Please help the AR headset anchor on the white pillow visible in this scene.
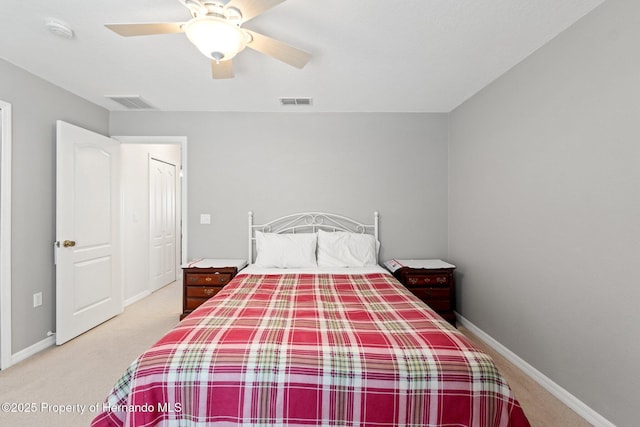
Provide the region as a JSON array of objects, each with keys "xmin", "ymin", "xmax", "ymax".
[
  {"xmin": 254, "ymin": 231, "xmax": 318, "ymax": 268},
  {"xmin": 316, "ymin": 230, "xmax": 378, "ymax": 267}
]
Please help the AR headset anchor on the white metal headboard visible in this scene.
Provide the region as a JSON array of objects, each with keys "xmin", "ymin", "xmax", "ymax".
[{"xmin": 248, "ymin": 211, "xmax": 379, "ymax": 264}]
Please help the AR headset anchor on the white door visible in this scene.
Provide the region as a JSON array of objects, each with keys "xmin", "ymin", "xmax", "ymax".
[
  {"xmin": 149, "ymin": 158, "xmax": 177, "ymax": 291},
  {"xmin": 55, "ymin": 121, "xmax": 122, "ymax": 345}
]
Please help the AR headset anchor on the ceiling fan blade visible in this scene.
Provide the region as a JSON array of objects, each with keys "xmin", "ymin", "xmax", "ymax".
[
  {"xmin": 245, "ymin": 30, "xmax": 311, "ymax": 69},
  {"xmin": 105, "ymin": 23, "xmax": 184, "ymax": 37},
  {"xmin": 225, "ymin": 0, "xmax": 286, "ymax": 23},
  {"xmin": 212, "ymin": 60, "xmax": 234, "ymax": 79}
]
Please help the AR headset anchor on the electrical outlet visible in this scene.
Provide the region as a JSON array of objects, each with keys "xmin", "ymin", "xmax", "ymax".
[{"xmin": 33, "ymin": 292, "xmax": 42, "ymax": 308}]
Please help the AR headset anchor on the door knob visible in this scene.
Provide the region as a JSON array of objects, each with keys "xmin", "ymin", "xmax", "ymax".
[{"xmin": 63, "ymin": 240, "xmax": 76, "ymax": 247}]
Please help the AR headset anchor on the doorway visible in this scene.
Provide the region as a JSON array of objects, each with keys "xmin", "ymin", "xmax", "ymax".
[
  {"xmin": 0, "ymin": 101, "xmax": 12, "ymax": 369},
  {"xmin": 115, "ymin": 136, "xmax": 186, "ymax": 304}
]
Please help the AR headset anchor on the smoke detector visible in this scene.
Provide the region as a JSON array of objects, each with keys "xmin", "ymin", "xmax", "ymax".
[{"xmin": 44, "ymin": 18, "xmax": 74, "ymax": 39}]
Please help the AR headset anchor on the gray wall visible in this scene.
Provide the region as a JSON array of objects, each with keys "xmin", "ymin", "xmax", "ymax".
[
  {"xmin": 0, "ymin": 58, "xmax": 109, "ymax": 353},
  {"xmin": 110, "ymin": 112, "xmax": 450, "ymax": 263},
  {"xmin": 448, "ymin": 0, "xmax": 639, "ymax": 424}
]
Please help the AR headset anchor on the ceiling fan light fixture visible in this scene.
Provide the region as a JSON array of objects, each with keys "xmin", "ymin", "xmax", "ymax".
[{"xmin": 184, "ymin": 16, "xmax": 247, "ymax": 62}]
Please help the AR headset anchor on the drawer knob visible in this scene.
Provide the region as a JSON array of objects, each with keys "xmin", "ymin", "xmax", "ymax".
[
  {"xmin": 204, "ymin": 288, "xmax": 215, "ymax": 296},
  {"xmin": 205, "ymin": 277, "xmax": 212, "ymax": 282}
]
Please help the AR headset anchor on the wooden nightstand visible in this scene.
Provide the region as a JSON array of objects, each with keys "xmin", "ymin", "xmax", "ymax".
[
  {"xmin": 181, "ymin": 259, "xmax": 247, "ymax": 320},
  {"xmin": 384, "ymin": 259, "xmax": 457, "ymax": 326}
]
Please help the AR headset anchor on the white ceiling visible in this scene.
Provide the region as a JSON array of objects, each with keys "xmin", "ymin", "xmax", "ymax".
[{"xmin": 0, "ymin": 0, "xmax": 606, "ymax": 113}]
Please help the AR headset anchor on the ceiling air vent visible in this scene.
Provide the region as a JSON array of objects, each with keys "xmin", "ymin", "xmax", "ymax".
[
  {"xmin": 280, "ymin": 97, "xmax": 312, "ymax": 106},
  {"xmin": 105, "ymin": 95, "xmax": 155, "ymax": 110}
]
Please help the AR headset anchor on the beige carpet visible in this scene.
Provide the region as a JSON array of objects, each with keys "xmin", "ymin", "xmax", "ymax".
[
  {"xmin": 0, "ymin": 282, "xmax": 182, "ymax": 427},
  {"xmin": 0, "ymin": 281, "xmax": 591, "ymax": 426},
  {"xmin": 459, "ymin": 328, "xmax": 592, "ymax": 427}
]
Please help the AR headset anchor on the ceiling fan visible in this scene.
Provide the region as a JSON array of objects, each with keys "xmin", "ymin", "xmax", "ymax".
[{"xmin": 105, "ymin": 0, "xmax": 311, "ymax": 79}]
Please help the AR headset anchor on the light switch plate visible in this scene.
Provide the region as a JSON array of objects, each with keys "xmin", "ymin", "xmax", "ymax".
[
  {"xmin": 33, "ymin": 292, "xmax": 43, "ymax": 308},
  {"xmin": 200, "ymin": 214, "xmax": 211, "ymax": 225}
]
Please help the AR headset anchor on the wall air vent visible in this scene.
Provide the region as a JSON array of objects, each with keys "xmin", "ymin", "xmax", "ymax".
[
  {"xmin": 105, "ymin": 95, "xmax": 155, "ymax": 110},
  {"xmin": 280, "ymin": 97, "xmax": 312, "ymax": 106}
]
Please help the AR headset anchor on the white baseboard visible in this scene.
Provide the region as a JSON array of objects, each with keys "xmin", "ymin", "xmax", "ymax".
[
  {"xmin": 456, "ymin": 314, "xmax": 615, "ymax": 427},
  {"xmin": 124, "ymin": 290, "xmax": 151, "ymax": 307},
  {"xmin": 6, "ymin": 290, "xmax": 149, "ymax": 369},
  {"xmin": 10, "ymin": 335, "xmax": 55, "ymax": 367}
]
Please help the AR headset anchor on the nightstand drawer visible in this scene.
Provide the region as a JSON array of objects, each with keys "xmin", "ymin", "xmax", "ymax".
[
  {"xmin": 185, "ymin": 297, "xmax": 209, "ymax": 310},
  {"xmin": 417, "ymin": 296, "xmax": 451, "ymax": 312},
  {"xmin": 409, "ymin": 286, "xmax": 450, "ymax": 300},
  {"xmin": 186, "ymin": 286, "xmax": 222, "ymax": 298},
  {"xmin": 404, "ymin": 274, "xmax": 449, "ymax": 287},
  {"xmin": 186, "ymin": 272, "xmax": 233, "ymax": 286}
]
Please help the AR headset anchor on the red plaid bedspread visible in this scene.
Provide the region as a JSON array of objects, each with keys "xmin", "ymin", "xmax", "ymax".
[{"xmin": 92, "ymin": 273, "xmax": 530, "ymax": 427}]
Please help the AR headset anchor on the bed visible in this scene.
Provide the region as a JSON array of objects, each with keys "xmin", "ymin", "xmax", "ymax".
[{"xmin": 92, "ymin": 212, "xmax": 530, "ymax": 427}]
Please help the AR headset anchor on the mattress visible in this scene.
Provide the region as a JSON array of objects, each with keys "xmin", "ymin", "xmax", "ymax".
[{"xmin": 92, "ymin": 267, "xmax": 530, "ymax": 426}]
